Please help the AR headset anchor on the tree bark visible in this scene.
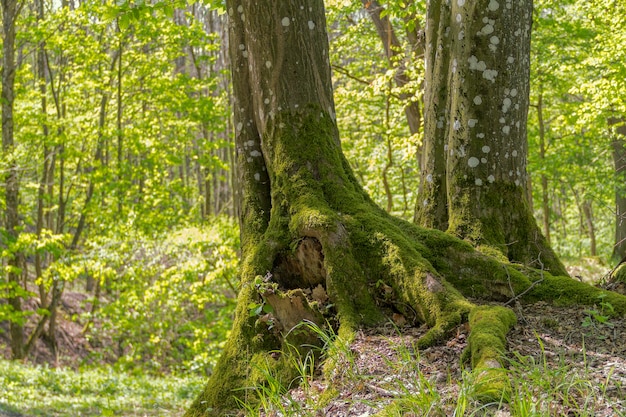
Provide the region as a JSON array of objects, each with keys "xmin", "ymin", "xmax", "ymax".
[
  {"xmin": 414, "ymin": 0, "xmax": 565, "ymax": 275},
  {"xmin": 610, "ymin": 117, "xmax": 626, "ymax": 262},
  {"xmin": 536, "ymin": 92, "xmax": 551, "ymax": 244},
  {"xmin": 2, "ymin": 0, "xmax": 24, "ymax": 360}
]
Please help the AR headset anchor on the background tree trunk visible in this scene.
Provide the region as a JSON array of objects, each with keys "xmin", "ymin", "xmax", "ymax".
[
  {"xmin": 610, "ymin": 117, "xmax": 626, "ymax": 262},
  {"xmin": 2, "ymin": 0, "xmax": 25, "ymax": 360},
  {"xmin": 415, "ymin": 0, "xmax": 565, "ymax": 275}
]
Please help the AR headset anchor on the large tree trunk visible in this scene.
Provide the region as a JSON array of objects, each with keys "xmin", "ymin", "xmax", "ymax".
[
  {"xmin": 414, "ymin": 0, "xmax": 565, "ymax": 275},
  {"xmin": 186, "ymin": 1, "xmax": 625, "ymax": 415}
]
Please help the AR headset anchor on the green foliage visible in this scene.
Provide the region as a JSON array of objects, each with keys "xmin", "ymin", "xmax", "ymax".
[
  {"xmin": 528, "ymin": 0, "xmax": 625, "ymax": 259},
  {"xmin": 83, "ymin": 217, "xmax": 239, "ymax": 375},
  {"xmin": 326, "ymin": 4, "xmax": 422, "ymax": 219}
]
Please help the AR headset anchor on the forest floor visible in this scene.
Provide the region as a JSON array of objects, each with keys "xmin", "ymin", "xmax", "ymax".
[
  {"xmin": 1, "ymin": 258, "xmax": 625, "ymax": 416},
  {"xmin": 275, "ymin": 302, "xmax": 626, "ymax": 416}
]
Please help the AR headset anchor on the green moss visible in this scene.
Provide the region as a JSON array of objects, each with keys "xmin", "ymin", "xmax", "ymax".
[
  {"xmin": 446, "ymin": 181, "xmax": 567, "ymax": 276},
  {"xmin": 184, "ymin": 284, "xmax": 278, "ymax": 417},
  {"xmin": 525, "ymin": 274, "xmax": 626, "ymax": 314},
  {"xmin": 465, "ymin": 305, "xmax": 516, "ymax": 403},
  {"xmin": 316, "ymin": 387, "xmax": 339, "ymax": 409}
]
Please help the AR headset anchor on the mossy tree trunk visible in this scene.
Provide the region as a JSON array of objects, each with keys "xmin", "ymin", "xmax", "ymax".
[
  {"xmin": 414, "ymin": 0, "xmax": 566, "ymax": 276},
  {"xmin": 186, "ymin": 1, "xmax": 626, "ymax": 415}
]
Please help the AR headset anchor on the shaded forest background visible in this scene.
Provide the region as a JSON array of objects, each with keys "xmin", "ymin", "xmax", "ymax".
[{"xmin": 1, "ymin": 0, "xmax": 625, "ymax": 378}]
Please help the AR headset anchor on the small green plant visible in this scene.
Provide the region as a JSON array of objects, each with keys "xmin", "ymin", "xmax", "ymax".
[
  {"xmin": 581, "ymin": 293, "xmax": 615, "ymax": 329},
  {"xmin": 236, "ymin": 357, "xmax": 305, "ymax": 417}
]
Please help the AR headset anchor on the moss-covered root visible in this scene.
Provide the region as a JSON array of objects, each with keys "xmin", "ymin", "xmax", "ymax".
[{"xmin": 463, "ymin": 305, "xmax": 516, "ymax": 403}]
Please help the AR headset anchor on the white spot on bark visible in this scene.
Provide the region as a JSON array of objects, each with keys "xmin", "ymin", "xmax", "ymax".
[
  {"xmin": 468, "ymin": 55, "xmax": 487, "ymax": 71},
  {"xmin": 475, "ymin": 178, "xmax": 483, "ymax": 186},
  {"xmin": 468, "ymin": 119, "xmax": 478, "ymax": 128},
  {"xmin": 507, "ymin": 56, "xmax": 515, "ymax": 64},
  {"xmin": 250, "ymin": 150, "xmax": 261, "ymax": 157},
  {"xmin": 512, "ymin": 150, "xmax": 518, "ymax": 157},
  {"xmin": 282, "ymin": 17, "xmax": 290, "ymax": 26},
  {"xmin": 456, "ymin": 13, "xmax": 462, "ymax": 23},
  {"xmin": 423, "ymin": 199, "xmax": 429, "ymax": 207},
  {"xmin": 246, "ymin": 140, "xmax": 254, "ymax": 147},
  {"xmin": 468, "ymin": 157, "xmax": 480, "ymax": 168},
  {"xmin": 483, "ymin": 69, "xmax": 498, "ymax": 82},
  {"xmin": 228, "ymin": 7, "xmax": 233, "ymax": 16},
  {"xmin": 482, "ymin": 146, "xmax": 491, "ymax": 153},
  {"xmin": 458, "ymin": 30, "xmax": 465, "ymax": 40},
  {"xmin": 236, "ymin": 122, "xmax": 243, "ymax": 132},
  {"xmin": 499, "ymin": 117, "xmax": 506, "ymax": 123},
  {"xmin": 490, "ymin": 36, "xmax": 499, "ymax": 45},
  {"xmin": 510, "ymin": 88, "xmax": 518, "ymax": 97},
  {"xmin": 458, "ymin": 0, "xmax": 465, "ymax": 5},
  {"xmin": 264, "ymin": 98, "xmax": 270, "ymax": 104},
  {"xmin": 481, "ymin": 158, "xmax": 487, "ymax": 163},
  {"xmin": 502, "ymin": 97, "xmax": 512, "ymax": 112},
  {"xmin": 509, "ymin": 170, "xmax": 513, "ymax": 176},
  {"xmin": 502, "ymin": 126, "xmax": 511, "ymax": 134},
  {"xmin": 488, "ymin": 0, "xmax": 499, "ymax": 11},
  {"xmin": 237, "ymin": 5, "xmax": 243, "ymax": 13},
  {"xmin": 515, "ymin": 179, "xmax": 520, "ymax": 186},
  {"xmin": 474, "ymin": 96, "xmax": 483, "ymax": 105},
  {"xmin": 242, "ymin": 51, "xmax": 248, "ymax": 58},
  {"xmin": 266, "ymin": 61, "xmax": 272, "ymax": 68},
  {"xmin": 308, "ymin": 21, "xmax": 315, "ymax": 30},
  {"xmin": 247, "ymin": 157, "xmax": 252, "ymax": 162},
  {"xmin": 482, "ymin": 24, "xmax": 494, "ymax": 35},
  {"xmin": 477, "ymin": 133, "xmax": 485, "ymax": 138},
  {"xmin": 454, "ymin": 120, "xmax": 461, "ymax": 130},
  {"xmin": 487, "ymin": 175, "xmax": 495, "ymax": 183},
  {"xmin": 239, "ymin": 44, "xmax": 245, "ymax": 50},
  {"xmin": 437, "ymin": 120, "xmax": 444, "ymax": 129},
  {"xmin": 426, "ymin": 174, "xmax": 433, "ymax": 183},
  {"xmin": 254, "ymin": 173, "xmax": 260, "ymax": 181}
]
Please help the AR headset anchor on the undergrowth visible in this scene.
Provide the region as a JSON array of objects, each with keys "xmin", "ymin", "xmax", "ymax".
[{"xmin": 0, "ymin": 359, "xmax": 203, "ymax": 416}]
